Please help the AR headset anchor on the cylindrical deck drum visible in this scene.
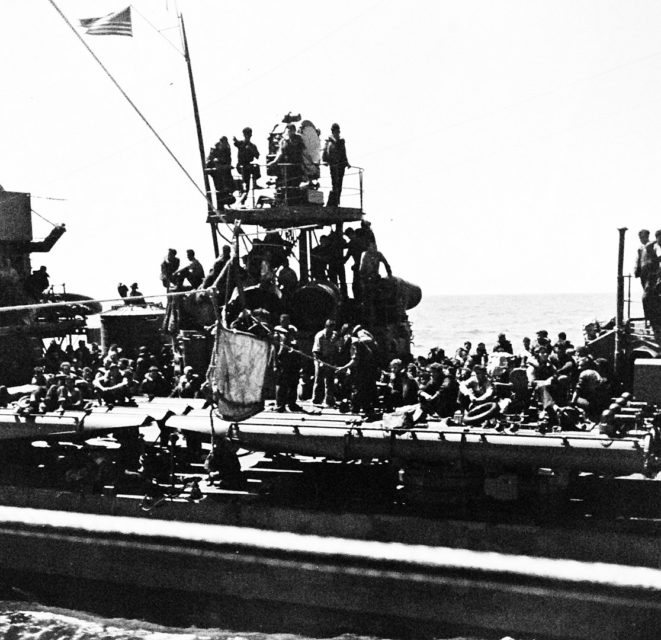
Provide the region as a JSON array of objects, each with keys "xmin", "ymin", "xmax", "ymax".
[
  {"xmin": 177, "ymin": 330, "xmax": 212, "ymax": 376},
  {"xmin": 241, "ymin": 285, "xmax": 283, "ymax": 322},
  {"xmin": 386, "ymin": 277, "xmax": 422, "ymax": 311},
  {"xmin": 290, "ymin": 282, "xmax": 340, "ymax": 331},
  {"xmin": 100, "ymin": 305, "xmax": 166, "ymax": 358}
]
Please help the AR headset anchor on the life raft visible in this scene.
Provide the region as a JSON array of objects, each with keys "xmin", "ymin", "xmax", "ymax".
[{"xmin": 463, "ymin": 401, "xmax": 499, "ymax": 425}]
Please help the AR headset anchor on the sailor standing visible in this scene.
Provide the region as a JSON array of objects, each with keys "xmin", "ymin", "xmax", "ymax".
[
  {"xmin": 323, "ymin": 123, "xmax": 350, "ymax": 207},
  {"xmin": 234, "ymin": 127, "xmax": 262, "ymax": 204},
  {"xmin": 273, "ymin": 314, "xmax": 302, "ymax": 412},
  {"xmin": 312, "ymin": 319, "xmax": 339, "ymax": 407},
  {"xmin": 634, "ymin": 229, "xmax": 652, "ymax": 290}
]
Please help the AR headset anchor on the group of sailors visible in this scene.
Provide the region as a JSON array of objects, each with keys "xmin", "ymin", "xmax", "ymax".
[
  {"xmin": 0, "ymin": 304, "xmax": 610, "ymax": 429},
  {"xmin": 157, "ymin": 219, "xmax": 391, "ymax": 322},
  {"xmin": 232, "ymin": 311, "xmax": 381, "ymax": 414},
  {"xmin": 117, "ymin": 282, "xmax": 145, "ymax": 304},
  {"xmin": 413, "ymin": 330, "xmax": 612, "ymax": 427},
  {"xmin": 225, "ymin": 313, "xmax": 610, "ymax": 426},
  {"xmin": 205, "ymin": 121, "xmax": 350, "ymax": 208},
  {"xmin": 0, "ymin": 340, "xmax": 208, "ymax": 415}
]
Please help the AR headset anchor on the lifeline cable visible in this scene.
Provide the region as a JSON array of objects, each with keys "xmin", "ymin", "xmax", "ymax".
[
  {"xmin": 0, "ymin": 289, "xmax": 342, "ymax": 371},
  {"xmin": 0, "ymin": 289, "xmax": 204, "ymax": 315},
  {"xmin": 237, "ymin": 308, "xmax": 343, "ymax": 372}
]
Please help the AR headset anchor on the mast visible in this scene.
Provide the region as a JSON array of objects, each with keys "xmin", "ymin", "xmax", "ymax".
[
  {"xmin": 179, "ymin": 13, "xmax": 220, "ymax": 258},
  {"xmin": 615, "ymin": 227, "xmax": 627, "ymax": 387}
]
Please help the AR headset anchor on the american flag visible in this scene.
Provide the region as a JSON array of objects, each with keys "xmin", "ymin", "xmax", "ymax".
[{"xmin": 79, "ymin": 7, "xmax": 132, "ymax": 36}]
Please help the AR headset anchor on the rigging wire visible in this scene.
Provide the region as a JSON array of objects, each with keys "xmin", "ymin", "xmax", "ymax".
[
  {"xmin": 30, "ymin": 208, "xmax": 58, "ymax": 228},
  {"xmin": 49, "ymin": 0, "xmax": 384, "ymax": 183},
  {"xmin": 31, "ymin": 195, "xmax": 67, "ymax": 202},
  {"xmin": 46, "ymin": 0, "xmax": 208, "ymax": 205},
  {"xmin": 130, "ymin": 4, "xmax": 184, "ymax": 57}
]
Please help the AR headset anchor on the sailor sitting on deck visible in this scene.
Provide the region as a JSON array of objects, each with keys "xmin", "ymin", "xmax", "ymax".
[
  {"xmin": 383, "ymin": 358, "xmax": 419, "ymax": 411},
  {"xmin": 171, "ymin": 366, "xmax": 201, "ymax": 399},
  {"xmin": 417, "ymin": 363, "xmax": 445, "ymax": 417},
  {"xmin": 466, "ymin": 342, "xmax": 488, "ymax": 369},
  {"xmin": 140, "ymin": 365, "xmax": 171, "ymax": 398},
  {"xmin": 492, "ymin": 333, "xmax": 513, "ymax": 354},
  {"xmin": 129, "ymin": 283, "xmax": 146, "ymax": 305},
  {"xmin": 202, "ymin": 244, "xmax": 233, "ymax": 294},
  {"xmin": 173, "ymin": 249, "xmax": 205, "ymax": 289},
  {"xmin": 93, "ymin": 364, "xmax": 133, "ymax": 406},
  {"xmin": 56, "ymin": 374, "xmax": 87, "ymax": 411},
  {"xmin": 526, "ymin": 346, "xmax": 568, "ymax": 411},
  {"xmin": 458, "ymin": 365, "xmax": 494, "ymax": 411},
  {"xmin": 570, "ymin": 356, "xmax": 610, "ymax": 420}
]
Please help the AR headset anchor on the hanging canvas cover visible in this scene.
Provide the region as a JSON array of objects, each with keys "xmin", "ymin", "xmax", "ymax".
[
  {"xmin": 300, "ymin": 120, "xmax": 321, "ymax": 180},
  {"xmin": 207, "ymin": 323, "xmax": 272, "ymax": 421}
]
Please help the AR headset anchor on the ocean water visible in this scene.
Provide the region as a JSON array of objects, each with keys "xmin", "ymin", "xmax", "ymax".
[
  {"xmin": 408, "ymin": 292, "xmax": 618, "ymax": 357},
  {"xmin": 0, "ymin": 603, "xmax": 486, "ymax": 640}
]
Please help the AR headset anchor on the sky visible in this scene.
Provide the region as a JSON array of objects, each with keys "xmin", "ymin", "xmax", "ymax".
[{"xmin": 2, "ymin": 1, "xmax": 661, "ymax": 299}]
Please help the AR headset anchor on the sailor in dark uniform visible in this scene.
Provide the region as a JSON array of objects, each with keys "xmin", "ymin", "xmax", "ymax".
[
  {"xmin": 337, "ymin": 326, "xmax": 379, "ymax": 415},
  {"xmin": 323, "ymin": 123, "xmax": 350, "ymax": 207},
  {"xmin": 273, "ymin": 314, "xmax": 302, "ymax": 412},
  {"xmin": 28, "ymin": 265, "xmax": 50, "ymax": 298},
  {"xmin": 269, "ymin": 124, "xmax": 304, "ymax": 190},
  {"xmin": 634, "ymin": 229, "xmax": 652, "ymax": 289},
  {"xmin": 234, "ymin": 127, "xmax": 262, "ymax": 204},
  {"xmin": 206, "ymin": 137, "xmax": 235, "ymax": 208},
  {"xmin": 160, "ymin": 249, "xmax": 180, "ymax": 290}
]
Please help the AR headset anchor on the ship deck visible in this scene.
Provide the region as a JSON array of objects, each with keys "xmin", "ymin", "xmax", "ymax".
[
  {"xmin": 208, "ymin": 204, "xmax": 363, "ymax": 229},
  {"xmin": 0, "ymin": 396, "xmax": 659, "ymax": 526}
]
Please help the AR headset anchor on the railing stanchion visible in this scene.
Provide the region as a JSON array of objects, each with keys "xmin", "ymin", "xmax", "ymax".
[
  {"xmin": 359, "ymin": 169, "xmax": 363, "ymax": 211},
  {"xmin": 615, "ymin": 227, "xmax": 628, "ymax": 388}
]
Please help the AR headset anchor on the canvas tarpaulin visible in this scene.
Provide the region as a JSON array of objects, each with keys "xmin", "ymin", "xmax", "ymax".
[{"xmin": 207, "ymin": 323, "xmax": 272, "ymax": 421}]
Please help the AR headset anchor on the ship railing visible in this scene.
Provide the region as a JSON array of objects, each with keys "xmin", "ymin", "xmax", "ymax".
[
  {"xmin": 211, "ymin": 163, "xmax": 364, "ymax": 211},
  {"xmin": 44, "ymin": 283, "xmax": 67, "ymax": 298}
]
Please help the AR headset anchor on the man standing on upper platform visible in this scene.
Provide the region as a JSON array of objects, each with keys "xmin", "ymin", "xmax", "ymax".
[
  {"xmin": 234, "ymin": 127, "xmax": 262, "ymax": 205},
  {"xmin": 269, "ymin": 124, "xmax": 304, "ymax": 190},
  {"xmin": 323, "ymin": 123, "xmax": 350, "ymax": 207},
  {"xmin": 634, "ymin": 228, "xmax": 652, "ymax": 290},
  {"xmin": 206, "ymin": 137, "xmax": 235, "ymax": 209}
]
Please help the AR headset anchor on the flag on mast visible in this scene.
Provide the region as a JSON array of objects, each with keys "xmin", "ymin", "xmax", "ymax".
[{"xmin": 79, "ymin": 7, "xmax": 132, "ymax": 36}]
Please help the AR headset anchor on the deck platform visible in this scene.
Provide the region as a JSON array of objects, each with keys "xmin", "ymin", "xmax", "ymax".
[{"xmin": 208, "ymin": 204, "xmax": 363, "ymax": 229}]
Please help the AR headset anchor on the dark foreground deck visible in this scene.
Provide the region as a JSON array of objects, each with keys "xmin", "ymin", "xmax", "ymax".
[
  {"xmin": 0, "ymin": 399, "xmax": 661, "ymax": 637},
  {"xmin": 0, "ymin": 504, "xmax": 659, "ymax": 639}
]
